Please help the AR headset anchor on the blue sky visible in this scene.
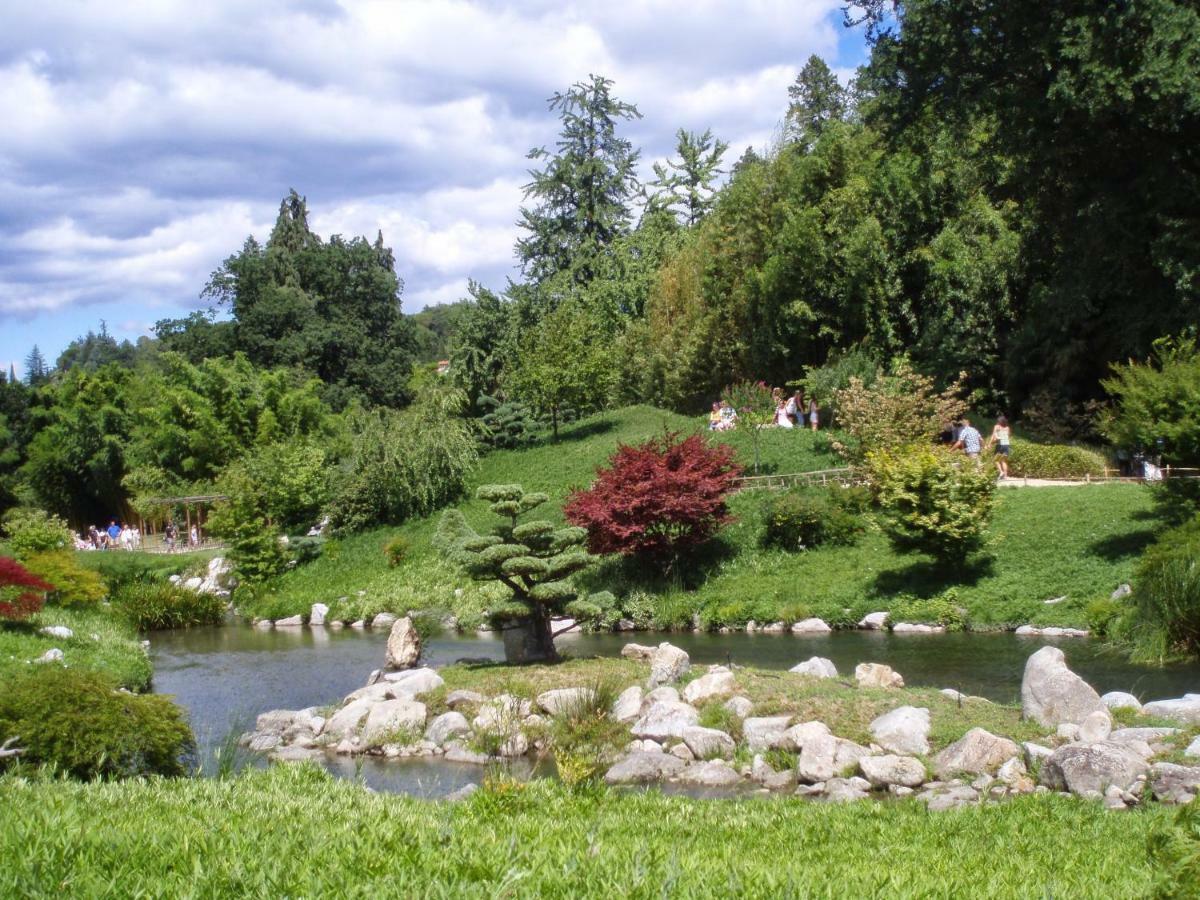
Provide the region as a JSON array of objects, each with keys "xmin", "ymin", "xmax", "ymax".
[{"xmin": 0, "ymin": 1, "xmax": 870, "ymax": 377}]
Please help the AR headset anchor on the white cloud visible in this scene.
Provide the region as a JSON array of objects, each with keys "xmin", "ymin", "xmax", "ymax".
[{"xmin": 0, "ymin": 0, "xmax": 862, "ymax": 357}]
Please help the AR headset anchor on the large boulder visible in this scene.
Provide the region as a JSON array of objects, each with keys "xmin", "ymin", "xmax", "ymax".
[
  {"xmin": 858, "ymin": 611, "xmax": 888, "ymax": 630},
  {"xmin": 779, "ymin": 721, "xmax": 831, "ymax": 753},
  {"xmin": 682, "ymin": 668, "xmax": 736, "ymax": 704},
  {"xmin": 677, "ymin": 760, "xmax": 741, "ymax": 787},
  {"xmin": 425, "ymin": 711, "xmax": 471, "ymax": 747},
  {"xmin": 360, "ymin": 698, "xmax": 427, "ymax": 747},
  {"xmin": 1040, "ymin": 742, "xmax": 1149, "ymax": 795},
  {"xmin": 933, "ymin": 728, "xmax": 1020, "ymax": 779},
  {"xmin": 682, "ymin": 726, "xmax": 736, "ymax": 760},
  {"xmin": 445, "ymin": 690, "xmax": 486, "ymax": 709},
  {"xmin": 790, "ymin": 657, "xmax": 838, "ymax": 679},
  {"xmin": 869, "ymin": 706, "xmax": 931, "ymax": 755},
  {"xmin": 820, "ymin": 776, "xmax": 872, "ymax": 803},
  {"xmin": 323, "ymin": 697, "xmax": 377, "ymax": 740},
  {"xmin": 791, "ymin": 618, "xmax": 831, "ymax": 634},
  {"xmin": 536, "ymin": 687, "xmax": 596, "ymax": 716},
  {"xmin": 649, "ymin": 643, "xmax": 691, "ymax": 687},
  {"xmin": 381, "ymin": 667, "xmax": 444, "ymax": 695},
  {"xmin": 630, "ymin": 701, "xmax": 699, "ymax": 741},
  {"xmin": 855, "ymin": 663, "xmax": 904, "ymax": 688},
  {"xmin": 1020, "ymin": 646, "xmax": 1105, "ymax": 728},
  {"xmin": 1150, "ymin": 763, "xmax": 1200, "ymax": 804},
  {"xmin": 742, "ymin": 715, "xmax": 792, "ymax": 751},
  {"xmin": 612, "ymin": 686, "xmax": 643, "ymax": 723},
  {"xmin": 472, "ymin": 695, "xmax": 532, "ymax": 733},
  {"xmin": 1101, "ymin": 691, "xmax": 1142, "ymax": 712},
  {"xmin": 309, "ymin": 603, "xmax": 329, "ymax": 626},
  {"xmin": 384, "ymin": 616, "xmax": 421, "ymax": 669},
  {"xmin": 723, "ymin": 696, "xmax": 753, "ymax": 718},
  {"xmin": 604, "ymin": 752, "xmax": 687, "ymax": 784},
  {"xmin": 919, "ymin": 784, "xmax": 979, "ymax": 811},
  {"xmin": 1141, "ymin": 698, "xmax": 1200, "ymax": 725},
  {"xmin": 1078, "ymin": 710, "xmax": 1113, "ymax": 743},
  {"xmin": 859, "ymin": 755, "xmax": 927, "ymax": 789},
  {"xmin": 797, "ymin": 734, "xmax": 870, "ymax": 783},
  {"xmin": 621, "ymin": 643, "xmax": 656, "ymax": 661}
]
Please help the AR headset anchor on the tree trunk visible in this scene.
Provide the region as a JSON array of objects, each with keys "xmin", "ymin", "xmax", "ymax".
[
  {"xmin": 551, "ymin": 405, "xmax": 559, "ymax": 441},
  {"xmin": 502, "ymin": 613, "xmax": 559, "ymax": 664}
]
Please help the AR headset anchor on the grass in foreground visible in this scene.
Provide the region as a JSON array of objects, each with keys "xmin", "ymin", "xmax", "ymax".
[{"xmin": 0, "ymin": 765, "xmax": 1173, "ymax": 898}]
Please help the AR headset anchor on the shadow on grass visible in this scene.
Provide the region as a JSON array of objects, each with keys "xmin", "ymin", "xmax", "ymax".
[
  {"xmin": 872, "ymin": 554, "xmax": 995, "ymax": 598},
  {"xmin": 1087, "ymin": 528, "xmax": 1159, "ymax": 562},
  {"xmin": 580, "ymin": 536, "xmax": 741, "ymax": 597},
  {"xmin": 552, "ymin": 417, "xmax": 617, "ymax": 444}
]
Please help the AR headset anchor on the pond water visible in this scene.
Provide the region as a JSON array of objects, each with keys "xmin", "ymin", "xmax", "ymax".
[{"xmin": 150, "ymin": 625, "xmax": 1200, "ymax": 793}]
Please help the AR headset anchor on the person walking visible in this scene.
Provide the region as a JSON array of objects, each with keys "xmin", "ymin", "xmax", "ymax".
[
  {"xmin": 953, "ymin": 417, "xmax": 983, "ymax": 464},
  {"xmin": 986, "ymin": 415, "xmax": 1012, "ymax": 479},
  {"xmin": 807, "ymin": 396, "xmax": 819, "ymax": 432},
  {"xmin": 164, "ymin": 521, "xmax": 177, "ymax": 553}
]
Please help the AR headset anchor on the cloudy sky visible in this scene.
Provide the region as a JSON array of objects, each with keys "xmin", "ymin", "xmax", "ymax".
[{"xmin": 0, "ymin": 1, "xmax": 868, "ymax": 375}]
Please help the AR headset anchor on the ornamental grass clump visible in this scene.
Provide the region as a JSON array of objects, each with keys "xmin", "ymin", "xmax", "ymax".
[{"xmin": 435, "ymin": 484, "xmax": 614, "ymax": 663}]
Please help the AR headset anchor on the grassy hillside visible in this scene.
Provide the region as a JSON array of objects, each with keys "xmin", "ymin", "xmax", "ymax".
[
  {"xmin": 0, "ymin": 765, "xmax": 1173, "ymax": 898},
  {"xmin": 241, "ymin": 406, "xmax": 1156, "ymax": 631}
]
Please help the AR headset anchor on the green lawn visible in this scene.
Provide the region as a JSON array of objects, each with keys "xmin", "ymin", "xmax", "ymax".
[
  {"xmin": 240, "ymin": 406, "xmax": 1157, "ymax": 632},
  {"xmin": 0, "ymin": 765, "xmax": 1175, "ymax": 898},
  {"xmin": 0, "ymin": 605, "xmax": 151, "ymax": 691}
]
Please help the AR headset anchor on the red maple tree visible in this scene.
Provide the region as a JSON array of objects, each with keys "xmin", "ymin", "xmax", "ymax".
[
  {"xmin": 0, "ymin": 557, "xmax": 53, "ymax": 621},
  {"xmin": 565, "ymin": 431, "xmax": 742, "ymax": 563}
]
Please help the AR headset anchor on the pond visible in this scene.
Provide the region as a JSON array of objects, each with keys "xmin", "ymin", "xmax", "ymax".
[{"xmin": 151, "ymin": 624, "xmax": 1200, "ymax": 782}]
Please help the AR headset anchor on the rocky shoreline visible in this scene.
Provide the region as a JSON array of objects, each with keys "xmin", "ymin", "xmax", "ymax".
[{"xmin": 240, "ymin": 618, "xmax": 1200, "ymax": 810}]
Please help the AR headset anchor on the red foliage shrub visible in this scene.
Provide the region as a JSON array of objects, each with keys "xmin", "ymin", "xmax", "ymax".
[
  {"xmin": 565, "ymin": 431, "xmax": 742, "ymax": 561},
  {"xmin": 0, "ymin": 556, "xmax": 53, "ymax": 621}
]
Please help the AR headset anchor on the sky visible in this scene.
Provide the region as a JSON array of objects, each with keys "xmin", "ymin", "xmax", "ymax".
[{"xmin": 0, "ymin": 0, "xmax": 870, "ymax": 377}]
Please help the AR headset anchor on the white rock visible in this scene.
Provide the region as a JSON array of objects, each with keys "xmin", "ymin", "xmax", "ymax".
[
  {"xmin": 1141, "ymin": 698, "xmax": 1200, "ymax": 725},
  {"xmin": 855, "ymin": 663, "xmax": 904, "ymax": 689},
  {"xmin": 677, "ymin": 760, "xmax": 741, "ymax": 787},
  {"xmin": 360, "ymin": 699, "xmax": 427, "ymax": 747},
  {"xmin": 254, "ymin": 619, "xmax": 273, "ymax": 630},
  {"xmin": 537, "ymin": 687, "xmax": 596, "ymax": 716},
  {"xmin": 1079, "ymin": 710, "xmax": 1113, "ymax": 743},
  {"xmin": 790, "ymin": 618, "xmax": 831, "ymax": 634},
  {"xmin": 1057, "ymin": 723, "xmax": 1082, "ymax": 742},
  {"xmin": 1185, "ymin": 736, "xmax": 1200, "ymax": 758},
  {"xmin": 743, "ymin": 715, "xmax": 793, "ymax": 751},
  {"xmin": 497, "ymin": 732, "xmax": 529, "ymax": 758},
  {"xmin": 612, "ymin": 686, "xmax": 644, "ymax": 723},
  {"xmin": 1150, "ymin": 763, "xmax": 1200, "ymax": 804},
  {"xmin": 372, "ymin": 612, "xmax": 398, "ymax": 629},
  {"xmin": 425, "ymin": 712, "xmax": 471, "ymax": 747},
  {"xmin": 920, "ymin": 784, "xmax": 979, "ymax": 811},
  {"xmin": 309, "ymin": 603, "xmax": 329, "ymax": 626},
  {"xmin": 445, "ymin": 690, "xmax": 485, "ymax": 709},
  {"xmin": 274, "ymin": 615, "xmax": 303, "ymax": 627},
  {"xmin": 892, "ymin": 622, "xmax": 945, "ymax": 634},
  {"xmin": 1101, "ymin": 691, "xmax": 1142, "ymax": 712},
  {"xmin": 933, "ymin": 728, "xmax": 1020, "ymax": 779},
  {"xmin": 473, "ymin": 695, "xmax": 533, "ymax": 732},
  {"xmin": 820, "ymin": 776, "xmax": 872, "ymax": 803},
  {"xmin": 1020, "ymin": 646, "xmax": 1106, "ymax": 728},
  {"xmin": 643, "ymin": 686, "xmax": 680, "ymax": 707},
  {"xmin": 444, "ymin": 743, "xmax": 490, "ymax": 765},
  {"xmin": 381, "ymin": 668, "xmax": 444, "ymax": 696},
  {"xmin": 349, "ymin": 620, "xmax": 365, "ymax": 629},
  {"xmin": 997, "ymin": 757, "xmax": 1034, "ymax": 791},
  {"xmin": 183, "ymin": 577, "xmax": 203, "ymax": 591},
  {"xmin": 1040, "ymin": 742, "xmax": 1149, "ymax": 795},
  {"xmin": 1023, "ymin": 742, "xmax": 1054, "ymax": 766},
  {"xmin": 34, "ymin": 648, "xmax": 63, "ymax": 663},
  {"xmin": 859, "ymin": 755, "xmax": 926, "ymax": 788},
  {"xmin": 778, "ymin": 721, "xmax": 831, "ymax": 752},
  {"xmin": 790, "ymin": 657, "xmax": 838, "ymax": 679},
  {"xmin": 682, "ymin": 670, "xmax": 736, "ymax": 704},
  {"xmin": 1111, "ymin": 584, "xmax": 1132, "ymax": 600},
  {"xmin": 604, "ymin": 752, "xmax": 687, "ymax": 784},
  {"xmin": 39, "ymin": 626, "xmax": 73, "ymax": 639},
  {"xmin": 620, "ymin": 643, "xmax": 656, "ymax": 661},
  {"xmin": 1110, "ymin": 726, "xmax": 1179, "ymax": 743},
  {"xmin": 669, "ymin": 743, "xmax": 694, "ymax": 761},
  {"xmin": 630, "ymin": 701, "xmax": 700, "ymax": 741},
  {"xmin": 649, "ymin": 642, "xmax": 691, "ymax": 687},
  {"xmin": 797, "ymin": 734, "xmax": 869, "ymax": 783},
  {"xmin": 858, "ymin": 612, "xmax": 888, "ymax": 630},
  {"xmin": 1015, "ymin": 625, "xmax": 1037, "ymax": 636},
  {"xmin": 683, "ymin": 726, "xmax": 736, "ymax": 760},
  {"xmin": 255, "ymin": 709, "xmax": 299, "ymax": 733},
  {"xmin": 869, "ymin": 706, "xmax": 931, "ymax": 755},
  {"xmin": 760, "ymin": 622, "xmax": 787, "ymax": 633},
  {"xmin": 723, "ymin": 696, "xmax": 753, "ymax": 719},
  {"xmin": 384, "ymin": 616, "xmax": 421, "ymax": 669}
]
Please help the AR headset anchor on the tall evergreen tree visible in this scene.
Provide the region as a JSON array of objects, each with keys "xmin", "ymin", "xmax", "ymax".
[
  {"xmin": 648, "ymin": 128, "xmax": 729, "ymax": 226},
  {"xmin": 516, "ymin": 74, "xmax": 643, "ymax": 287},
  {"xmin": 23, "ymin": 346, "xmax": 48, "ymax": 386},
  {"xmin": 786, "ymin": 55, "xmax": 848, "ymax": 147}
]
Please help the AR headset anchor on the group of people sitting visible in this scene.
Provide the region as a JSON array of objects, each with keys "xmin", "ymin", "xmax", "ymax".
[{"xmin": 708, "ymin": 389, "xmax": 821, "ymax": 433}]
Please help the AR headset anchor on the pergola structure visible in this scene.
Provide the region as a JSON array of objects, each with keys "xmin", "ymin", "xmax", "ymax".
[{"xmin": 138, "ymin": 494, "xmax": 227, "ymax": 551}]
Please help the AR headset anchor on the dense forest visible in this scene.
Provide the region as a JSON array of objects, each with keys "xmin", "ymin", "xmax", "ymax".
[{"xmin": 1, "ymin": 0, "xmax": 1197, "ymax": 529}]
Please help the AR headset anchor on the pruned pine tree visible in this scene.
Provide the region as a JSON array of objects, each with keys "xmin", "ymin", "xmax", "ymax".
[
  {"xmin": 648, "ymin": 128, "xmax": 729, "ymax": 226},
  {"xmin": 436, "ymin": 484, "xmax": 614, "ymax": 663},
  {"xmin": 516, "ymin": 74, "xmax": 642, "ymax": 287}
]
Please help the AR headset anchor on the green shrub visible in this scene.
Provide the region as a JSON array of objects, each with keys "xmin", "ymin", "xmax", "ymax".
[
  {"xmin": 0, "ymin": 666, "xmax": 194, "ymax": 779},
  {"xmin": 1007, "ymin": 439, "xmax": 1107, "ymax": 479},
  {"xmin": 2, "ymin": 508, "xmax": 72, "ymax": 558},
  {"xmin": 870, "ymin": 446, "xmax": 996, "ymax": 564},
  {"xmin": 383, "ymin": 535, "xmax": 409, "ymax": 568},
  {"xmin": 23, "ymin": 552, "xmax": 107, "ymax": 608},
  {"xmin": 289, "ymin": 536, "xmax": 323, "ymax": 566},
  {"xmin": 760, "ymin": 486, "xmax": 866, "ymax": 552},
  {"xmin": 887, "ymin": 593, "xmax": 969, "ymax": 631},
  {"xmin": 1129, "ymin": 517, "xmax": 1200, "ymax": 661},
  {"xmin": 1085, "ymin": 596, "xmax": 1125, "ymax": 638},
  {"xmin": 113, "ymin": 581, "xmax": 225, "ymax": 631},
  {"xmin": 1148, "ymin": 796, "xmax": 1200, "ymax": 897}
]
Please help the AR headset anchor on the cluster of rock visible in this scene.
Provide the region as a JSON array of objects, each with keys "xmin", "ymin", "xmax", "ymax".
[{"xmin": 169, "ymin": 557, "xmax": 234, "ymax": 598}]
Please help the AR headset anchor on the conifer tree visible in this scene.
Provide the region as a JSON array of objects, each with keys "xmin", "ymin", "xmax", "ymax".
[{"xmin": 648, "ymin": 128, "xmax": 729, "ymax": 226}]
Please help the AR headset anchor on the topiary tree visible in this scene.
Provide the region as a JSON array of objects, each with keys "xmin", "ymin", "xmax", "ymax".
[
  {"xmin": 476, "ymin": 394, "xmax": 540, "ymax": 450},
  {"xmin": 436, "ymin": 484, "xmax": 614, "ymax": 663},
  {"xmin": 869, "ymin": 446, "xmax": 996, "ymax": 565},
  {"xmin": 564, "ymin": 431, "xmax": 742, "ymax": 571}
]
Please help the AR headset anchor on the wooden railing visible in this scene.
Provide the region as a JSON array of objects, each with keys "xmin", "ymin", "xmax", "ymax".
[{"xmin": 734, "ymin": 468, "xmax": 861, "ymax": 492}]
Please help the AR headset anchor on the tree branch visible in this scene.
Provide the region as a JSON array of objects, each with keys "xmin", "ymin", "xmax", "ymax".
[{"xmin": 0, "ymin": 736, "xmax": 25, "ymax": 760}]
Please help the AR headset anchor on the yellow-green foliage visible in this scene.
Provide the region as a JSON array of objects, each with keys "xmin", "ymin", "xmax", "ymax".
[
  {"xmin": 1007, "ymin": 438, "xmax": 1107, "ymax": 479},
  {"xmin": 1, "ymin": 508, "xmax": 72, "ymax": 558},
  {"xmin": 22, "ymin": 552, "xmax": 107, "ymax": 608}
]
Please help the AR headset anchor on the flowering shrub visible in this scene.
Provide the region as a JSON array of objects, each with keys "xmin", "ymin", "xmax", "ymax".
[
  {"xmin": 565, "ymin": 432, "xmax": 742, "ymax": 563},
  {"xmin": 0, "ymin": 556, "xmax": 53, "ymax": 621},
  {"xmin": 721, "ymin": 380, "xmax": 775, "ymax": 420}
]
